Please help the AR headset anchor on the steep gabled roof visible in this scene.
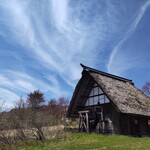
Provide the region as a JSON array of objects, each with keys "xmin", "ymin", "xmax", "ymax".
[
  {"xmin": 80, "ymin": 63, "xmax": 133, "ymax": 84},
  {"xmin": 67, "ymin": 64, "xmax": 150, "ymax": 117}
]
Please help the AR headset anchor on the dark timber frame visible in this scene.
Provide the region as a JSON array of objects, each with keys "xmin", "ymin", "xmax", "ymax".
[
  {"xmin": 67, "ymin": 64, "xmax": 150, "ymax": 136},
  {"xmin": 78, "ymin": 110, "xmax": 89, "ymax": 133}
]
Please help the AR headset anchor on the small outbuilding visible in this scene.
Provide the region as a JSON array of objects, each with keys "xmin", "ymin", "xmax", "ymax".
[{"xmin": 67, "ymin": 64, "xmax": 150, "ymax": 136}]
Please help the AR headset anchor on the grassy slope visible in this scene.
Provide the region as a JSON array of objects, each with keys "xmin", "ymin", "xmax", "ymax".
[{"xmin": 1, "ymin": 133, "xmax": 150, "ymax": 150}]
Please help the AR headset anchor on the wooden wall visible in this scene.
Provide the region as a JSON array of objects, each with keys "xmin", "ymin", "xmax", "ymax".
[
  {"xmin": 120, "ymin": 114, "xmax": 150, "ymax": 136},
  {"xmin": 77, "ymin": 102, "xmax": 150, "ymax": 136}
]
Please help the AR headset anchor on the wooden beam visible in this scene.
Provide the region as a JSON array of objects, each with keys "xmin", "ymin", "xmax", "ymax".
[
  {"xmin": 78, "ymin": 110, "xmax": 90, "ymax": 133},
  {"xmin": 86, "ymin": 112, "xmax": 89, "ymax": 133}
]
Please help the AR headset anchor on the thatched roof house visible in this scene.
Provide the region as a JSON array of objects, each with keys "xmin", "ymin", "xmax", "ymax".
[{"xmin": 67, "ymin": 64, "xmax": 150, "ymax": 136}]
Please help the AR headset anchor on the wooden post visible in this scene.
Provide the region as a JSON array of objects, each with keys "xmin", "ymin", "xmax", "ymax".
[
  {"xmin": 86, "ymin": 112, "xmax": 89, "ymax": 133},
  {"xmin": 78, "ymin": 113, "xmax": 81, "ymax": 132},
  {"xmin": 78, "ymin": 110, "xmax": 89, "ymax": 133}
]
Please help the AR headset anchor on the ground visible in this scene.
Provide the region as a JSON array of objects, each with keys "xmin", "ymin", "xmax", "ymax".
[{"xmin": 1, "ymin": 132, "xmax": 150, "ymax": 150}]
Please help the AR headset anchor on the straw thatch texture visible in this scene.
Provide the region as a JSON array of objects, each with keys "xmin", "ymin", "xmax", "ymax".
[{"xmin": 90, "ymin": 72, "xmax": 150, "ymax": 116}]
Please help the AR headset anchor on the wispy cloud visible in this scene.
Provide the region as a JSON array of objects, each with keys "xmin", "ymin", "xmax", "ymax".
[
  {"xmin": 107, "ymin": 0, "xmax": 150, "ymax": 75},
  {"xmin": 51, "ymin": 0, "xmax": 69, "ymax": 33},
  {"xmin": 0, "ymin": 0, "xmax": 150, "ymax": 109},
  {"xmin": 0, "ymin": 70, "xmax": 69, "ymax": 108},
  {"xmin": 0, "ymin": 0, "xmax": 107, "ymax": 84},
  {"xmin": 0, "ymin": 88, "xmax": 19, "ymax": 110}
]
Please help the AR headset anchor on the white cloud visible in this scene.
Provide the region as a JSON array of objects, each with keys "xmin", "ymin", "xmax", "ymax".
[
  {"xmin": 0, "ymin": 88, "xmax": 19, "ymax": 110},
  {"xmin": 0, "ymin": 0, "xmax": 119, "ymax": 108},
  {"xmin": 107, "ymin": 0, "xmax": 150, "ymax": 75},
  {"xmin": 1, "ymin": 0, "xmax": 149, "ymax": 108},
  {"xmin": 51, "ymin": 0, "xmax": 69, "ymax": 33},
  {"xmin": 0, "ymin": 70, "xmax": 70, "ymax": 108}
]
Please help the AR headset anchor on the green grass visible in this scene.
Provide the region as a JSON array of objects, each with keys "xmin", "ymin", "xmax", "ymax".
[{"xmin": 1, "ymin": 132, "xmax": 150, "ymax": 150}]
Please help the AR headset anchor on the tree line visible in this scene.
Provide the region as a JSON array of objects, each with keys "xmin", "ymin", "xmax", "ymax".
[
  {"xmin": 0, "ymin": 90, "xmax": 69, "ymax": 144},
  {"xmin": 0, "ymin": 82, "xmax": 150, "ymax": 145}
]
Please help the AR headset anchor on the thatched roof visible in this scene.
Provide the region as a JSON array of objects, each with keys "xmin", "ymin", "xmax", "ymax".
[{"xmin": 67, "ymin": 64, "xmax": 150, "ymax": 117}]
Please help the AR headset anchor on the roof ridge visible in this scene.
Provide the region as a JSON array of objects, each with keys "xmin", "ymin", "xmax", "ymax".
[{"xmin": 80, "ymin": 63, "xmax": 133, "ymax": 84}]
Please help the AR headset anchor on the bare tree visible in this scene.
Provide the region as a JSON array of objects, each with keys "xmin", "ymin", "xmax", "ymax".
[
  {"xmin": 26, "ymin": 90, "xmax": 46, "ymax": 140},
  {"xmin": 0, "ymin": 100, "xmax": 18, "ymax": 145},
  {"xmin": 58, "ymin": 97, "xmax": 69, "ymax": 120},
  {"xmin": 142, "ymin": 82, "xmax": 150, "ymax": 98},
  {"xmin": 47, "ymin": 97, "xmax": 69, "ymax": 125},
  {"xmin": 0, "ymin": 94, "xmax": 69, "ymax": 145},
  {"xmin": 27, "ymin": 90, "xmax": 45, "ymax": 109},
  {"xmin": 15, "ymin": 97, "xmax": 27, "ymax": 141},
  {"xmin": 48, "ymin": 99, "xmax": 57, "ymax": 117}
]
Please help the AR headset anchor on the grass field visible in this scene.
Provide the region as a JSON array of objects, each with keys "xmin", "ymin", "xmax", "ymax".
[{"xmin": 1, "ymin": 132, "xmax": 150, "ymax": 150}]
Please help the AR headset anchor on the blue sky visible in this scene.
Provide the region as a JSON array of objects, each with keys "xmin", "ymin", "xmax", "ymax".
[{"xmin": 0, "ymin": 0, "xmax": 150, "ymax": 109}]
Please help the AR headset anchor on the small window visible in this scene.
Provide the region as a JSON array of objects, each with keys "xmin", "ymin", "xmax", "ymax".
[
  {"xmin": 99, "ymin": 95, "xmax": 105, "ymax": 104},
  {"xmin": 105, "ymin": 96, "xmax": 110, "ymax": 103},
  {"xmin": 93, "ymin": 87, "xmax": 99, "ymax": 95},
  {"xmin": 99, "ymin": 88, "xmax": 103, "ymax": 94},
  {"xmin": 148, "ymin": 120, "xmax": 150, "ymax": 126},
  {"xmin": 85, "ymin": 100, "xmax": 88, "ymax": 106},
  {"xmin": 89, "ymin": 89, "xmax": 94, "ymax": 96},
  {"xmin": 89, "ymin": 97, "xmax": 93, "ymax": 106},
  {"xmin": 94, "ymin": 96, "xmax": 99, "ymax": 105},
  {"xmin": 134, "ymin": 119, "xmax": 138, "ymax": 124}
]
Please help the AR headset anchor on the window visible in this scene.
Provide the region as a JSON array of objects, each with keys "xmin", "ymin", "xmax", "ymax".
[
  {"xmin": 148, "ymin": 120, "xmax": 150, "ymax": 126},
  {"xmin": 89, "ymin": 97, "xmax": 93, "ymax": 105},
  {"xmin": 134, "ymin": 119, "xmax": 138, "ymax": 124},
  {"xmin": 89, "ymin": 89, "xmax": 93, "ymax": 96},
  {"xmin": 85, "ymin": 83, "xmax": 110, "ymax": 106},
  {"xmin": 99, "ymin": 95, "xmax": 105, "ymax": 104},
  {"xmin": 93, "ymin": 87, "xmax": 99, "ymax": 95},
  {"xmin": 105, "ymin": 96, "xmax": 110, "ymax": 103},
  {"xmin": 94, "ymin": 96, "xmax": 99, "ymax": 105},
  {"xmin": 99, "ymin": 88, "xmax": 103, "ymax": 94}
]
